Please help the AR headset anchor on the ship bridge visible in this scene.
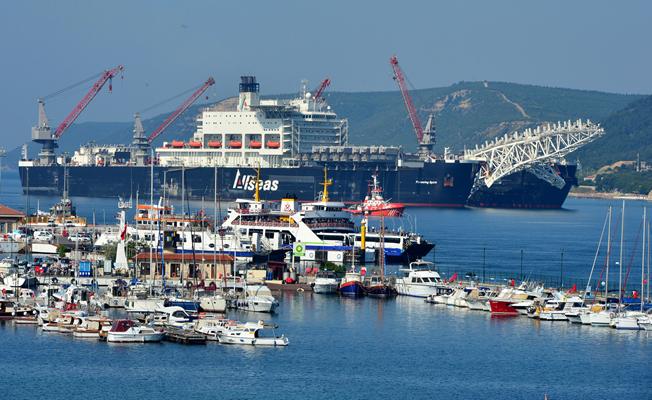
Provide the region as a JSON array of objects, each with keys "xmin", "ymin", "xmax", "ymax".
[{"xmin": 463, "ymin": 119, "xmax": 604, "ymax": 191}]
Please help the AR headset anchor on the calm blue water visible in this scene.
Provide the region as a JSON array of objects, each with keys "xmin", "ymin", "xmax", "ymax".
[
  {"xmin": 1, "ymin": 172, "xmax": 651, "ymax": 399},
  {"xmin": 2, "ymin": 172, "xmax": 650, "ymax": 290},
  {"xmin": 0, "ymin": 294, "xmax": 650, "ymax": 399}
]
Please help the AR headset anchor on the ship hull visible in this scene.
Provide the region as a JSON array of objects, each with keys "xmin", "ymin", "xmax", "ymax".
[
  {"xmin": 18, "ymin": 162, "xmax": 577, "ymax": 209},
  {"xmin": 19, "ymin": 161, "xmax": 476, "ymax": 207},
  {"xmin": 467, "ymin": 165, "xmax": 577, "ymax": 209}
]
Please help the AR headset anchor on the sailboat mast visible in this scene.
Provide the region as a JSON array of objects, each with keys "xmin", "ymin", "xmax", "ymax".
[
  {"xmin": 149, "ymin": 149, "xmax": 154, "ymax": 287},
  {"xmin": 380, "ymin": 215, "xmax": 385, "ymax": 279},
  {"xmin": 619, "ymin": 201, "xmax": 624, "ymax": 304},
  {"xmin": 641, "ymin": 207, "xmax": 646, "ymax": 312},
  {"xmin": 606, "ymin": 206, "xmax": 611, "ymax": 302},
  {"xmin": 213, "ymin": 164, "xmax": 217, "ymax": 284}
]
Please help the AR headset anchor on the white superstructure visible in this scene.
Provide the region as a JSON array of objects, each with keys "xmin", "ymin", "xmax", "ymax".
[{"xmin": 156, "ymin": 76, "xmax": 348, "ymax": 168}]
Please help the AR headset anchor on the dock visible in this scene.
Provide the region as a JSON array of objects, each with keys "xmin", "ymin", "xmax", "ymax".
[{"xmin": 164, "ymin": 327, "xmax": 207, "ymax": 345}]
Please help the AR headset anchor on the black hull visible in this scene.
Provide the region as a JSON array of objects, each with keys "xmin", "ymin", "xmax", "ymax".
[
  {"xmin": 467, "ymin": 164, "xmax": 577, "ymax": 209},
  {"xmin": 363, "ymin": 284, "xmax": 398, "ymax": 297},
  {"xmin": 18, "ymin": 162, "xmax": 578, "ymax": 209},
  {"xmin": 19, "ymin": 161, "xmax": 477, "ymax": 207}
]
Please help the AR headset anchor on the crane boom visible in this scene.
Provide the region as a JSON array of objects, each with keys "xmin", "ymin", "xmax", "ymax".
[
  {"xmin": 147, "ymin": 77, "xmax": 215, "ymax": 143},
  {"xmin": 313, "ymin": 78, "xmax": 331, "ymax": 101},
  {"xmin": 53, "ymin": 65, "xmax": 124, "ymax": 139},
  {"xmin": 389, "ymin": 55, "xmax": 424, "ymax": 143}
]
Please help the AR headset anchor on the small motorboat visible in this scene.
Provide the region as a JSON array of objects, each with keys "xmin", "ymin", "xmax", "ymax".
[
  {"xmin": 312, "ymin": 270, "xmax": 339, "ymax": 294},
  {"xmin": 363, "ymin": 274, "xmax": 397, "ymax": 298},
  {"xmin": 217, "ymin": 321, "xmax": 288, "ymax": 346},
  {"xmin": 72, "ymin": 317, "xmax": 112, "ymax": 339},
  {"xmin": 12, "ymin": 304, "xmax": 38, "ymax": 324},
  {"xmin": 106, "ymin": 319, "xmax": 165, "ymax": 343}
]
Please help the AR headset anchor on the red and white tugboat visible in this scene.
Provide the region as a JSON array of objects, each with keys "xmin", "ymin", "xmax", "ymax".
[{"xmin": 348, "ymin": 173, "xmax": 405, "ymax": 217}]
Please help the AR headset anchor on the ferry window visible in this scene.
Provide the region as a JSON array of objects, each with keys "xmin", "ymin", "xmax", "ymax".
[{"xmin": 411, "ymin": 277, "xmax": 418, "ymax": 283}]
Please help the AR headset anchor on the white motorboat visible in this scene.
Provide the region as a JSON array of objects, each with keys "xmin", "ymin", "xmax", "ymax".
[
  {"xmin": 151, "ymin": 306, "xmax": 194, "ymax": 328},
  {"xmin": 106, "ymin": 319, "xmax": 165, "ymax": 343},
  {"xmin": 312, "ymin": 270, "xmax": 339, "ymax": 294},
  {"xmin": 217, "ymin": 321, "xmax": 288, "ymax": 346},
  {"xmin": 194, "ymin": 318, "xmax": 256, "ymax": 341},
  {"xmin": 611, "ymin": 311, "xmax": 646, "ymax": 330},
  {"xmin": 230, "ymin": 285, "xmax": 279, "ymax": 313},
  {"xmin": 394, "ymin": 260, "xmax": 445, "ymax": 298},
  {"xmin": 425, "ymin": 286, "xmax": 454, "ymax": 304},
  {"xmin": 72, "ymin": 317, "xmax": 112, "ymax": 338},
  {"xmin": 537, "ymin": 296, "xmax": 583, "ymax": 321},
  {"xmin": 124, "ymin": 297, "xmax": 162, "ymax": 314},
  {"xmin": 197, "ymin": 291, "xmax": 227, "ymax": 313}
]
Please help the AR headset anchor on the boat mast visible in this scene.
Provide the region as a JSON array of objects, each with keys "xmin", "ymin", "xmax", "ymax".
[
  {"xmin": 213, "ymin": 164, "xmax": 217, "ymax": 285},
  {"xmin": 618, "ymin": 201, "xmax": 624, "ymax": 306},
  {"xmin": 605, "ymin": 206, "xmax": 611, "ymax": 303},
  {"xmin": 641, "ymin": 207, "xmax": 646, "ymax": 312},
  {"xmin": 148, "ymin": 150, "xmax": 154, "ymax": 290},
  {"xmin": 321, "ymin": 167, "xmax": 332, "ymax": 203},
  {"xmin": 584, "ymin": 210, "xmax": 609, "ymax": 305},
  {"xmin": 380, "ymin": 215, "xmax": 385, "ymax": 279}
]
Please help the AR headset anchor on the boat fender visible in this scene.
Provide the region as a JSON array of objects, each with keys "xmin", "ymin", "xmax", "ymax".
[
  {"xmin": 70, "ymin": 278, "xmax": 77, "ymax": 285},
  {"xmin": 296, "ymin": 288, "xmax": 304, "ymax": 292},
  {"xmin": 52, "ymin": 277, "xmax": 58, "ymax": 284},
  {"xmin": 208, "ymin": 282, "xmax": 217, "ymax": 291},
  {"xmin": 186, "ymin": 281, "xmax": 193, "ymax": 289}
]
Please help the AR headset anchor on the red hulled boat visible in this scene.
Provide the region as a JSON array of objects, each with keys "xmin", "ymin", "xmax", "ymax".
[{"xmin": 347, "ymin": 173, "xmax": 405, "ymax": 217}]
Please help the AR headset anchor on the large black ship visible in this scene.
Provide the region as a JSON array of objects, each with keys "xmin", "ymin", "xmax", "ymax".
[{"xmin": 18, "ymin": 75, "xmax": 583, "ymax": 209}]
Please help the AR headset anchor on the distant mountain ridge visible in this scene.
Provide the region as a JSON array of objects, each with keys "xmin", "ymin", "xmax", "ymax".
[{"xmin": 4, "ymin": 81, "xmax": 643, "ymax": 171}]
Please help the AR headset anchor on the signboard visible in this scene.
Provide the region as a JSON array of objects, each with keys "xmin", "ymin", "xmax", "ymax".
[
  {"xmin": 79, "ymin": 260, "xmax": 92, "ymax": 277},
  {"xmin": 293, "ymin": 242, "xmax": 305, "ymax": 257}
]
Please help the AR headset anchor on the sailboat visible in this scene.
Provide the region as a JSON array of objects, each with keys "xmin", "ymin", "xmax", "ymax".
[
  {"xmin": 363, "ymin": 216, "xmax": 398, "ymax": 298},
  {"xmin": 612, "ymin": 206, "xmax": 649, "ymax": 330},
  {"xmin": 339, "ymin": 204, "xmax": 364, "ymax": 297}
]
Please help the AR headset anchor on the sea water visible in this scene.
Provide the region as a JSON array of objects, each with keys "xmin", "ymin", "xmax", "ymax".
[{"xmin": 0, "ymin": 172, "xmax": 650, "ymax": 399}]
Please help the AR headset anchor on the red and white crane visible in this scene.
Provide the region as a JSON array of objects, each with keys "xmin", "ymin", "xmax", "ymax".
[
  {"xmin": 389, "ymin": 55, "xmax": 433, "ymax": 156},
  {"xmin": 312, "ymin": 77, "xmax": 331, "ymax": 102},
  {"xmin": 146, "ymin": 77, "xmax": 215, "ymax": 143},
  {"xmin": 53, "ymin": 65, "xmax": 124, "ymax": 139}
]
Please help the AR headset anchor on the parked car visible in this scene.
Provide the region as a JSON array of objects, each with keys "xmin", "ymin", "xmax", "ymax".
[
  {"xmin": 33, "ymin": 230, "xmax": 54, "ymax": 242},
  {"xmin": 69, "ymin": 233, "xmax": 91, "ymax": 244}
]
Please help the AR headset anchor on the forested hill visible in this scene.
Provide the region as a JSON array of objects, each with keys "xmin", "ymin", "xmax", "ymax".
[
  {"xmin": 573, "ymin": 95, "xmax": 652, "ymax": 171},
  {"xmin": 4, "ymin": 81, "xmax": 642, "ymax": 170}
]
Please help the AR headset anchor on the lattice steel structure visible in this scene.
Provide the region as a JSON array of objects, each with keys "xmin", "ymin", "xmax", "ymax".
[{"xmin": 464, "ymin": 119, "xmax": 604, "ymax": 188}]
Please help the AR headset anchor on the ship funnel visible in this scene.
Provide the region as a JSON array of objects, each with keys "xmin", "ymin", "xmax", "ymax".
[{"xmin": 238, "ymin": 76, "xmax": 260, "ymax": 111}]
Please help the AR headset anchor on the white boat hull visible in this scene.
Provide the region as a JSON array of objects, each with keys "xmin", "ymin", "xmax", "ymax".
[
  {"xmin": 199, "ymin": 297, "xmax": 227, "ymax": 313},
  {"xmin": 107, "ymin": 332, "xmax": 164, "ymax": 343},
  {"xmin": 218, "ymin": 335, "xmax": 288, "ymax": 346},
  {"xmin": 395, "ymin": 284, "xmax": 442, "ymax": 298},
  {"xmin": 539, "ymin": 312, "xmax": 568, "ymax": 321},
  {"xmin": 313, "ymin": 283, "xmax": 338, "ymax": 294}
]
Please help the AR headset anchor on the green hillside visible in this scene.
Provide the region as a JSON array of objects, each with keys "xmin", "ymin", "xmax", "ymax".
[
  {"xmin": 574, "ymin": 95, "xmax": 652, "ymax": 171},
  {"xmin": 4, "ymin": 81, "xmax": 642, "ymax": 169}
]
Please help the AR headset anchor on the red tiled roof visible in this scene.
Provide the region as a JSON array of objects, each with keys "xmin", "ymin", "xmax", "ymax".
[
  {"xmin": 0, "ymin": 204, "xmax": 25, "ymax": 217},
  {"xmin": 134, "ymin": 252, "xmax": 233, "ymax": 262}
]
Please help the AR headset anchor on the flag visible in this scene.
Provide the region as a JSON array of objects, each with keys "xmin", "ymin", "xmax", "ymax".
[
  {"xmin": 449, "ymin": 272, "xmax": 458, "ymax": 283},
  {"xmin": 120, "ymin": 223, "xmax": 128, "ymax": 241}
]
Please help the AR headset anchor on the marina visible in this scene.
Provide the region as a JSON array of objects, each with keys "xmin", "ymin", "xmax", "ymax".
[{"xmin": 2, "ymin": 2, "xmax": 652, "ymax": 398}]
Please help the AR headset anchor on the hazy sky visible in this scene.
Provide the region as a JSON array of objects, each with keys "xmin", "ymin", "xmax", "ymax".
[{"xmin": 1, "ymin": 0, "xmax": 650, "ymax": 150}]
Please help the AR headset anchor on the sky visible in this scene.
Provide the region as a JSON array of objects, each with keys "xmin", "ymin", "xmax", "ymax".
[{"xmin": 1, "ymin": 0, "xmax": 651, "ymax": 150}]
